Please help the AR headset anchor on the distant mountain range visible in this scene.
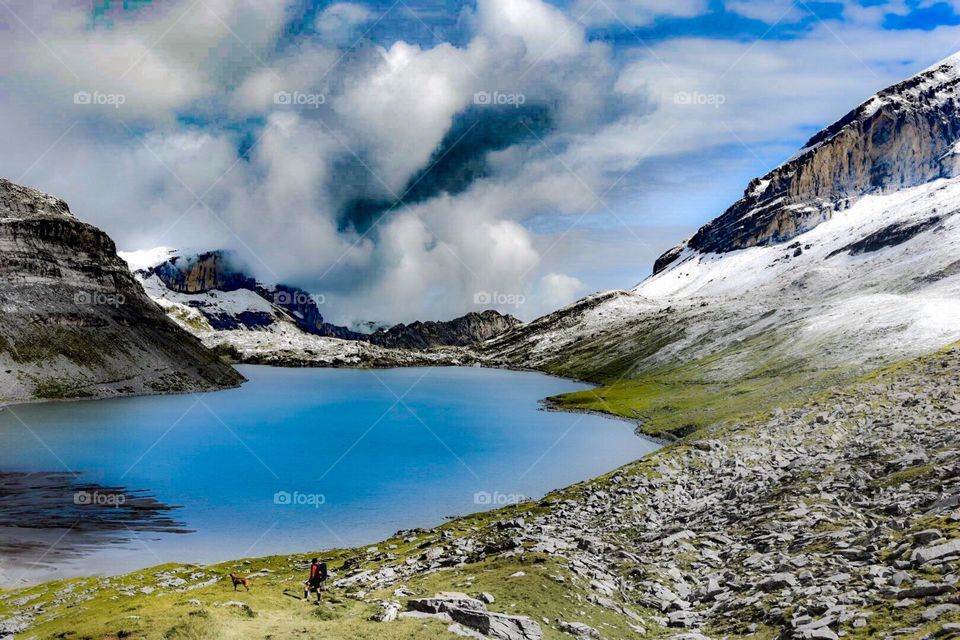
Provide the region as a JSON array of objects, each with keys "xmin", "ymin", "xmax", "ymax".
[{"xmin": 121, "ymin": 247, "xmax": 522, "ymax": 367}]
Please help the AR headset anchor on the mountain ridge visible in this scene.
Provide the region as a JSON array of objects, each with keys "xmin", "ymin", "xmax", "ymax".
[
  {"xmin": 0, "ymin": 179, "xmax": 244, "ymax": 404},
  {"xmin": 654, "ymin": 51, "xmax": 960, "ymax": 273}
]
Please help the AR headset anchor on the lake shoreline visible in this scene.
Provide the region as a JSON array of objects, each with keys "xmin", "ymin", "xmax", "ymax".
[{"xmin": 0, "ymin": 365, "xmax": 661, "ymax": 588}]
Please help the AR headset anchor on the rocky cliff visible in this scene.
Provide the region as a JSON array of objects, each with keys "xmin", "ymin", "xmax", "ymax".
[
  {"xmin": 366, "ymin": 310, "xmax": 522, "ymax": 350},
  {"xmin": 140, "ymin": 250, "xmax": 364, "ymax": 339},
  {"xmin": 0, "ymin": 179, "xmax": 244, "ymax": 403},
  {"xmin": 655, "ymin": 52, "xmax": 960, "ymax": 272}
]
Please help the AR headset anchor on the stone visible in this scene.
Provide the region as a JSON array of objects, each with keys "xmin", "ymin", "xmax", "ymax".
[
  {"xmin": 446, "ymin": 608, "xmax": 544, "ymax": 640},
  {"xmin": 373, "ymin": 601, "xmax": 401, "ymax": 622},
  {"xmin": 559, "ymin": 620, "xmax": 601, "ymax": 638},
  {"xmin": 913, "ymin": 539, "xmax": 960, "ymax": 565},
  {"xmin": 407, "ymin": 593, "xmax": 487, "ymax": 615},
  {"xmin": 922, "ymin": 603, "xmax": 960, "ymax": 621},
  {"xmin": 914, "ymin": 529, "xmax": 944, "ymax": 545},
  {"xmin": 760, "ymin": 573, "xmax": 797, "ymax": 592}
]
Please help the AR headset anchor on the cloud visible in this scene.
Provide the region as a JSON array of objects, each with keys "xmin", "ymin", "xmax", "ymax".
[
  {"xmin": 316, "ymin": 2, "xmax": 373, "ymax": 45},
  {"xmin": 724, "ymin": 0, "xmax": 808, "ymax": 24},
  {"xmin": 535, "ymin": 273, "xmax": 585, "ymax": 314},
  {"xmin": 571, "ymin": 0, "xmax": 710, "ymax": 27},
  {"xmin": 1, "ymin": 0, "xmax": 959, "ymax": 326}
]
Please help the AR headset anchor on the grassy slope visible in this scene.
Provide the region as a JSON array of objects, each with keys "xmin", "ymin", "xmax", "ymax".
[
  {"xmin": 1, "ymin": 500, "xmax": 665, "ymax": 640},
  {"xmin": 544, "ymin": 331, "xmax": 857, "ymax": 438}
]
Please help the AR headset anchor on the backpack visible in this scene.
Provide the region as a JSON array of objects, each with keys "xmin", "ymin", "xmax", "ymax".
[{"xmin": 318, "ymin": 562, "xmax": 328, "ymax": 580}]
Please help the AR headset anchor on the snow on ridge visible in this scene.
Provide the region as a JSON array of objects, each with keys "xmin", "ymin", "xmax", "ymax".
[
  {"xmin": 119, "ymin": 246, "xmax": 180, "ymax": 272},
  {"xmin": 635, "ymin": 177, "xmax": 959, "ymax": 303}
]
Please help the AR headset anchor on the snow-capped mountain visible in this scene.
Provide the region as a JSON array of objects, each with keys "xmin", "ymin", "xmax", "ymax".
[
  {"xmin": 656, "ymin": 52, "xmax": 960, "ymax": 272},
  {"xmin": 123, "ymin": 248, "xmax": 522, "ymax": 366},
  {"xmin": 483, "ymin": 53, "xmax": 960, "ymax": 378}
]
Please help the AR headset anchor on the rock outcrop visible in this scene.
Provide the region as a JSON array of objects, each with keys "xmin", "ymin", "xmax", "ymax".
[
  {"xmin": 655, "ymin": 52, "xmax": 960, "ymax": 272},
  {"xmin": 139, "ymin": 250, "xmax": 364, "ymax": 339},
  {"xmin": 366, "ymin": 310, "xmax": 522, "ymax": 350},
  {"xmin": 0, "ymin": 178, "xmax": 243, "ymax": 403}
]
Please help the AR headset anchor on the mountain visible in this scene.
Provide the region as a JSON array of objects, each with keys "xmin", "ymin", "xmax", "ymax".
[
  {"xmin": 125, "ymin": 249, "xmax": 522, "ymax": 365},
  {"xmin": 0, "ymin": 179, "xmax": 243, "ymax": 403},
  {"xmin": 130, "ymin": 249, "xmax": 364, "ymax": 340},
  {"xmin": 481, "ymin": 53, "xmax": 960, "ymax": 436},
  {"xmin": 655, "ymin": 52, "xmax": 960, "ymax": 272},
  {"xmin": 366, "ymin": 311, "xmax": 521, "ymax": 349}
]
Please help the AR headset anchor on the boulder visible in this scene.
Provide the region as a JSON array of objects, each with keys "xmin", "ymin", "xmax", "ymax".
[
  {"xmin": 559, "ymin": 620, "xmax": 601, "ymax": 638},
  {"xmin": 446, "ymin": 608, "xmax": 543, "ymax": 640}
]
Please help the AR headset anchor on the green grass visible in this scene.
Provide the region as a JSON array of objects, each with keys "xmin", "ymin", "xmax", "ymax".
[
  {"xmin": 30, "ymin": 376, "xmax": 95, "ymax": 399},
  {"xmin": 10, "ymin": 532, "xmax": 662, "ymax": 640},
  {"xmin": 547, "ymin": 335, "xmax": 854, "ymax": 438}
]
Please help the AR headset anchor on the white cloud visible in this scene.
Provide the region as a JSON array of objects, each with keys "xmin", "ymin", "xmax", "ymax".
[
  {"xmin": 535, "ymin": 273, "xmax": 585, "ymax": 313},
  {"xmin": 725, "ymin": 0, "xmax": 807, "ymax": 24},
  {"xmin": 572, "ymin": 0, "xmax": 710, "ymax": 27},
  {"xmin": 2, "ymin": 0, "xmax": 960, "ymax": 326},
  {"xmin": 316, "ymin": 2, "xmax": 373, "ymax": 45},
  {"xmin": 472, "ymin": 0, "xmax": 585, "ymax": 62},
  {"xmin": 332, "ymin": 41, "xmax": 476, "ymax": 194}
]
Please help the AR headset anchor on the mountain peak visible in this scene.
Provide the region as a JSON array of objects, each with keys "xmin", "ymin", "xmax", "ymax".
[
  {"xmin": 0, "ymin": 177, "xmax": 73, "ymax": 220},
  {"xmin": 653, "ymin": 52, "xmax": 960, "ymax": 274}
]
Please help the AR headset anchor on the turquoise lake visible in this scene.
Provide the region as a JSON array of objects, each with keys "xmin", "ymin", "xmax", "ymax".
[{"xmin": 0, "ymin": 366, "xmax": 659, "ymax": 585}]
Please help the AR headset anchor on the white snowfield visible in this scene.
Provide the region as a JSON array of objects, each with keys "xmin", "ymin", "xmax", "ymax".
[
  {"xmin": 491, "ymin": 177, "xmax": 960, "ymax": 371},
  {"xmin": 118, "ymin": 247, "xmax": 180, "ymax": 273},
  {"xmin": 136, "ymin": 272, "xmax": 280, "ymax": 332}
]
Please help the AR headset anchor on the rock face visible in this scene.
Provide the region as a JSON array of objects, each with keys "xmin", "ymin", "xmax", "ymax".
[
  {"xmin": 366, "ymin": 311, "xmax": 522, "ymax": 350},
  {"xmin": 0, "ymin": 178, "xmax": 243, "ymax": 403},
  {"xmin": 655, "ymin": 52, "xmax": 960, "ymax": 272},
  {"xmin": 140, "ymin": 250, "xmax": 364, "ymax": 339}
]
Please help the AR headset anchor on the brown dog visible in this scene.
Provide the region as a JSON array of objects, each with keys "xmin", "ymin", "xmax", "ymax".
[{"xmin": 229, "ymin": 572, "xmax": 251, "ymax": 592}]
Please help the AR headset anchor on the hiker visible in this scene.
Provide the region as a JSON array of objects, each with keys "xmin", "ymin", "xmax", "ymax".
[{"xmin": 303, "ymin": 558, "xmax": 327, "ymax": 603}]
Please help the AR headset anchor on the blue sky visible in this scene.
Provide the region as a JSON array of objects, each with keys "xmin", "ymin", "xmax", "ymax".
[{"xmin": 2, "ymin": 0, "xmax": 959, "ymax": 322}]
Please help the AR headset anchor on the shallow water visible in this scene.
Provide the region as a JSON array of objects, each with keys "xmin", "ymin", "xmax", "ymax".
[{"xmin": 0, "ymin": 365, "xmax": 659, "ymax": 586}]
